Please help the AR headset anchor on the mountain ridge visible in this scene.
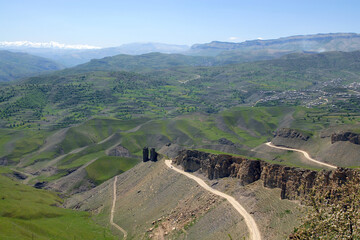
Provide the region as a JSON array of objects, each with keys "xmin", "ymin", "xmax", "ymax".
[{"xmin": 191, "ymin": 33, "xmax": 360, "ymax": 51}]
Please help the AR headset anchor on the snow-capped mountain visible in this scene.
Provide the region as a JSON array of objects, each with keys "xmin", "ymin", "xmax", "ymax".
[
  {"xmin": 0, "ymin": 41, "xmax": 101, "ymax": 50},
  {"xmin": 0, "ymin": 41, "xmax": 190, "ymax": 66}
]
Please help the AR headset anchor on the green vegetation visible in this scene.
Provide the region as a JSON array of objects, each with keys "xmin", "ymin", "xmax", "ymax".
[
  {"xmin": 0, "ymin": 174, "xmax": 116, "ymax": 239},
  {"xmin": 2, "ymin": 50, "xmax": 360, "ymax": 130},
  {"xmin": 1, "ymin": 46, "xmax": 360, "ymax": 240},
  {"xmin": 0, "ymin": 129, "xmax": 49, "ymax": 163},
  {"xmin": 0, "ymin": 50, "xmax": 63, "ymax": 82},
  {"xmin": 85, "ymin": 156, "xmax": 140, "ymax": 184},
  {"xmin": 73, "ymin": 52, "xmax": 215, "ymax": 73}
]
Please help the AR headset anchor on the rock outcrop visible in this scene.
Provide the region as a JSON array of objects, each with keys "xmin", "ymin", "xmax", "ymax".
[
  {"xmin": 150, "ymin": 148, "xmax": 158, "ymax": 162},
  {"xmin": 274, "ymin": 128, "xmax": 310, "ymax": 141},
  {"xmin": 331, "ymin": 132, "xmax": 360, "ymax": 145},
  {"xmin": 174, "ymin": 150, "xmax": 357, "ymax": 200},
  {"xmin": 143, "ymin": 147, "xmax": 149, "ymax": 162}
]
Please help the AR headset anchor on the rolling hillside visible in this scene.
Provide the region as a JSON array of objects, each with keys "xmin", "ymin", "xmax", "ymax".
[
  {"xmin": 0, "ymin": 51, "xmax": 63, "ymax": 82},
  {"xmin": 1, "ymin": 50, "xmax": 360, "ymax": 131},
  {"xmin": 0, "ymin": 169, "xmax": 116, "ymax": 239}
]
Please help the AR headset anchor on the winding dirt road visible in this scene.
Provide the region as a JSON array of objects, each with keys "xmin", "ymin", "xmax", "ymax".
[
  {"xmin": 265, "ymin": 142, "xmax": 337, "ymax": 169},
  {"xmin": 165, "ymin": 160, "xmax": 261, "ymax": 240},
  {"xmin": 110, "ymin": 176, "xmax": 127, "ymax": 239}
]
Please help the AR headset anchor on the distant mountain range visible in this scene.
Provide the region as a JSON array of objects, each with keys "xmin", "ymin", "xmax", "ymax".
[
  {"xmin": 2, "ymin": 33, "xmax": 360, "ymax": 78},
  {"xmin": 190, "ymin": 33, "xmax": 360, "ymax": 62},
  {"xmin": 191, "ymin": 33, "xmax": 360, "ymax": 53},
  {"xmin": 2, "ymin": 33, "xmax": 360, "ymax": 67},
  {"xmin": 0, "ymin": 42, "xmax": 190, "ymax": 67}
]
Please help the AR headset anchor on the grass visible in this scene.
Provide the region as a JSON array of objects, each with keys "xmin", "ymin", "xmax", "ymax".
[
  {"xmin": 59, "ymin": 151, "xmax": 106, "ymax": 170},
  {"xmin": 59, "ymin": 127, "xmax": 95, "ymax": 154},
  {"xmin": 25, "ymin": 151, "xmax": 58, "ymax": 167},
  {"xmin": 1, "ymin": 130, "xmax": 49, "ymax": 163},
  {"xmin": 0, "ymin": 173, "xmax": 116, "ymax": 239},
  {"xmin": 85, "ymin": 156, "xmax": 140, "ymax": 185},
  {"xmin": 3, "ymin": 105, "xmax": 360, "ymax": 177}
]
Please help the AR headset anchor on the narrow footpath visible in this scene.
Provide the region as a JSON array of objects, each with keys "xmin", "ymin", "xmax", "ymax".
[
  {"xmin": 110, "ymin": 176, "xmax": 128, "ymax": 239},
  {"xmin": 265, "ymin": 142, "xmax": 337, "ymax": 169},
  {"xmin": 165, "ymin": 160, "xmax": 262, "ymax": 240}
]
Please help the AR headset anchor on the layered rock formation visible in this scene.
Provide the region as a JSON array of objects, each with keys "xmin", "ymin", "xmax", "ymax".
[
  {"xmin": 174, "ymin": 150, "xmax": 358, "ymax": 200},
  {"xmin": 274, "ymin": 128, "xmax": 310, "ymax": 141},
  {"xmin": 331, "ymin": 132, "xmax": 360, "ymax": 145}
]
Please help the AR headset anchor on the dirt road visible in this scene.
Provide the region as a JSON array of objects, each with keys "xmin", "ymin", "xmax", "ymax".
[
  {"xmin": 265, "ymin": 142, "xmax": 337, "ymax": 169},
  {"xmin": 165, "ymin": 160, "xmax": 261, "ymax": 240},
  {"xmin": 110, "ymin": 176, "xmax": 128, "ymax": 239}
]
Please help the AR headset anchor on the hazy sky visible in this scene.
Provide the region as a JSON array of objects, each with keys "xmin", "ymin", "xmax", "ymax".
[{"xmin": 1, "ymin": 0, "xmax": 359, "ymax": 47}]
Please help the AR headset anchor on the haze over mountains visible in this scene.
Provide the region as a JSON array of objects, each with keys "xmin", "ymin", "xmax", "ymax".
[
  {"xmin": 1, "ymin": 32, "xmax": 360, "ymax": 83},
  {"xmin": 0, "ymin": 41, "xmax": 191, "ymax": 67},
  {"xmin": 2, "ymin": 33, "xmax": 360, "ymax": 68}
]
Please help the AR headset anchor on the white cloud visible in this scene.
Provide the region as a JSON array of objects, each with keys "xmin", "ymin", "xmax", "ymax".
[
  {"xmin": 229, "ymin": 37, "xmax": 238, "ymax": 41},
  {"xmin": 257, "ymin": 37, "xmax": 263, "ymax": 40},
  {"xmin": 0, "ymin": 41, "xmax": 102, "ymax": 49}
]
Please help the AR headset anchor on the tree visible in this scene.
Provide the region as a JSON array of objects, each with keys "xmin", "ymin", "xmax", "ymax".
[{"xmin": 290, "ymin": 173, "xmax": 360, "ymax": 239}]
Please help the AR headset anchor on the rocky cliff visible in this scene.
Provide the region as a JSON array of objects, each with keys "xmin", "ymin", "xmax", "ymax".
[
  {"xmin": 274, "ymin": 128, "xmax": 310, "ymax": 141},
  {"xmin": 331, "ymin": 132, "xmax": 360, "ymax": 145},
  {"xmin": 174, "ymin": 150, "xmax": 358, "ymax": 200}
]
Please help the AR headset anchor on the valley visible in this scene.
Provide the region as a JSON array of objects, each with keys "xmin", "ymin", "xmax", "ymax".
[{"xmin": 0, "ymin": 33, "xmax": 360, "ymax": 239}]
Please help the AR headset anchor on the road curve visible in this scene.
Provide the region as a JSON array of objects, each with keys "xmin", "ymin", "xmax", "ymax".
[
  {"xmin": 165, "ymin": 160, "xmax": 262, "ymax": 240},
  {"xmin": 110, "ymin": 176, "xmax": 128, "ymax": 239},
  {"xmin": 265, "ymin": 142, "xmax": 337, "ymax": 169}
]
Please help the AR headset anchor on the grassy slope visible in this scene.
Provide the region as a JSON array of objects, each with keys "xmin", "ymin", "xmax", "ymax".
[
  {"xmin": 72, "ymin": 52, "xmax": 214, "ymax": 73},
  {"xmin": 9, "ymin": 105, "xmax": 360, "ymax": 182},
  {"xmin": 85, "ymin": 156, "xmax": 140, "ymax": 185},
  {"xmin": 0, "ymin": 172, "xmax": 116, "ymax": 240},
  {"xmin": 0, "ymin": 50, "xmax": 62, "ymax": 82},
  {"xmin": 2, "ymin": 104, "xmax": 360, "ymax": 193}
]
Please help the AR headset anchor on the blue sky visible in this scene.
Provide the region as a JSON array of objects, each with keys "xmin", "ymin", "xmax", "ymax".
[{"xmin": 0, "ymin": 0, "xmax": 359, "ymax": 47}]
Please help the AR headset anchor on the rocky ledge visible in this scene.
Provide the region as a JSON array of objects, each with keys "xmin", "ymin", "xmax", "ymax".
[
  {"xmin": 274, "ymin": 128, "xmax": 310, "ymax": 141},
  {"xmin": 174, "ymin": 150, "xmax": 357, "ymax": 200},
  {"xmin": 331, "ymin": 131, "xmax": 360, "ymax": 145}
]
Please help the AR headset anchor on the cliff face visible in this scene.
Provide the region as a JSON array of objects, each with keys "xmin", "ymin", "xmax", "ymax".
[
  {"xmin": 331, "ymin": 132, "xmax": 360, "ymax": 145},
  {"xmin": 274, "ymin": 128, "xmax": 310, "ymax": 141},
  {"xmin": 174, "ymin": 150, "xmax": 357, "ymax": 200}
]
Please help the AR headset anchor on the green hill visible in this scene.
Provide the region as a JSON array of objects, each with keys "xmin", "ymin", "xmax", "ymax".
[
  {"xmin": 1, "ymin": 50, "xmax": 360, "ymax": 130},
  {"xmin": 71, "ymin": 52, "xmax": 215, "ymax": 73},
  {"xmin": 0, "ymin": 170, "xmax": 116, "ymax": 239},
  {"xmin": 0, "ymin": 50, "xmax": 63, "ymax": 82}
]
